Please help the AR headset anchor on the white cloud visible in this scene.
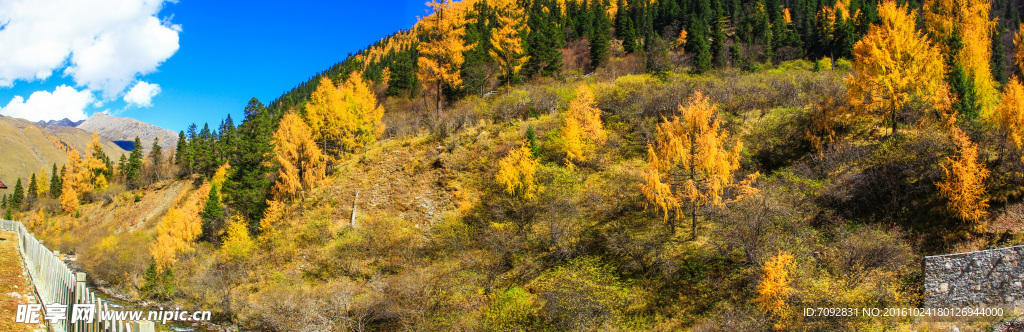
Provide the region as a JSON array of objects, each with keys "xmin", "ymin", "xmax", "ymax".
[
  {"xmin": 0, "ymin": 85, "xmax": 95, "ymax": 122},
  {"xmin": 123, "ymin": 81, "xmax": 161, "ymax": 107},
  {"xmin": 0, "ymin": 0, "xmax": 180, "ymax": 98}
]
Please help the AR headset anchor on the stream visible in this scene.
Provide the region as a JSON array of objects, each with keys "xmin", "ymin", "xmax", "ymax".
[{"xmin": 63, "ymin": 257, "xmax": 219, "ymax": 332}]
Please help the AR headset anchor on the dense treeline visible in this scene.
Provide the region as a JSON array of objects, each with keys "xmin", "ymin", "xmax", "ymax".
[{"xmin": 268, "ymin": 0, "xmax": 1024, "ymax": 119}]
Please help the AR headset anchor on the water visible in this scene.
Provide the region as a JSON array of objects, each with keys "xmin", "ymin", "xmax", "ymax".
[{"xmin": 86, "ymin": 284, "xmax": 215, "ymax": 332}]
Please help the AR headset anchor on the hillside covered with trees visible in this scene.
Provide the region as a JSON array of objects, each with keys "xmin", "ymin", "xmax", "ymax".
[{"xmin": 4, "ymin": 0, "xmax": 1024, "ymax": 330}]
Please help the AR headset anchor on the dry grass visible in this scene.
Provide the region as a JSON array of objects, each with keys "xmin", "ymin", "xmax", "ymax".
[{"xmin": 0, "ymin": 230, "xmax": 45, "ymax": 332}]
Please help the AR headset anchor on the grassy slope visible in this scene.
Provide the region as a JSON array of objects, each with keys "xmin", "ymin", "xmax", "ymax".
[
  {"xmin": 0, "ymin": 115, "xmax": 126, "ymax": 185},
  {"xmin": 17, "ymin": 63, "xmax": 1023, "ymax": 331}
]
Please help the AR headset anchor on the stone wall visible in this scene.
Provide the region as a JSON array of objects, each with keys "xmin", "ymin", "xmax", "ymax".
[{"xmin": 923, "ymin": 245, "xmax": 1024, "ymax": 308}]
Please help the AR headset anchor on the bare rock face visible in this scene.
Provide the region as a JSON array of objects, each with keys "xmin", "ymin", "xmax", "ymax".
[
  {"xmin": 37, "ymin": 118, "xmax": 85, "ymax": 127},
  {"xmin": 77, "ymin": 113, "xmax": 177, "ymax": 152}
]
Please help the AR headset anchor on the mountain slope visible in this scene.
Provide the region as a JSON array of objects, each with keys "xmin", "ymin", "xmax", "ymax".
[
  {"xmin": 0, "ymin": 115, "xmax": 126, "ymax": 185},
  {"xmin": 77, "ymin": 113, "xmax": 177, "ymax": 152}
]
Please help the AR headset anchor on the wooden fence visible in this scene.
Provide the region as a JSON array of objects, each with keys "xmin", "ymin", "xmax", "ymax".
[{"xmin": 1, "ymin": 219, "xmax": 153, "ymax": 332}]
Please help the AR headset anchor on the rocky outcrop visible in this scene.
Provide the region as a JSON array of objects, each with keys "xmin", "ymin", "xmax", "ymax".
[{"xmin": 77, "ymin": 113, "xmax": 177, "ymax": 152}]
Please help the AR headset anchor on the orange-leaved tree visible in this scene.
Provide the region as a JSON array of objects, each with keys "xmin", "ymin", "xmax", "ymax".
[
  {"xmin": 562, "ymin": 86, "xmax": 606, "ymax": 167},
  {"xmin": 60, "ymin": 149, "xmax": 87, "ymax": 213},
  {"xmin": 417, "ymin": 0, "xmax": 472, "ymax": 115},
  {"xmin": 84, "ymin": 132, "xmax": 109, "ymax": 190},
  {"xmin": 489, "ymin": 0, "xmax": 529, "ymax": 86},
  {"xmin": 1015, "ymin": 23, "xmax": 1024, "ymax": 72},
  {"xmin": 273, "ymin": 111, "xmax": 326, "ymax": 200},
  {"xmin": 995, "ymin": 78, "xmax": 1024, "ymax": 160},
  {"xmin": 640, "ymin": 92, "xmax": 742, "ymax": 239},
  {"xmin": 304, "ymin": 72, "xmax": 385, "ymax": 157},
  {"xmin": 847, "ymin": 0, "xmax": 949, "ymax": 136},
  {"xmin": 755, "ymin": 252, "xmax": 796, "ymax": 329},
  {"xmin": 937, "ymin": 126, "xmax": 990, "ymax": 228}
]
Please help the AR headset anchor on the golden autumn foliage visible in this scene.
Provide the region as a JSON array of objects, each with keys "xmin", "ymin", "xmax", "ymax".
[
  {"xmin": 304, "ymin": 72, "xmax": 385, "ymax": 156},
  {"xmin": 84, "ymin": 132, "xmax": 108, "ymax": 188},
  {"xmin": 562, "ymin": 86, "xmax": 606, "ymax": 166},
  {"xmin": 495, "ymin": 143, "xmax": 540, "ymax": 200},
  {"xmin": 150, "ymin": 182, "xmax": 210, "ymax": 269},
  {"xmin": 273, "ymin": 112, "xmax": 326, "ymax": 200},
  {"xmin": 1015, "ymin": 23, "xmax": 1024, "ymax": 72},
  {"xmin": 996, "ymin": 78, "xmax": 1024, "ymax": 150},
  {"xmin": 150, "ymin": 208, "xmax": 200, "ymax": 269},
  {"xmin": 489, "ymin": 0, "xmax": 530, "ymax": 85},
  {"xmin": 60, "ymin": 149, "xmax": 87, "ymax": 213},
  {"xmin": 221, "ymin": 214, "xmax": 255, "ymax": 262},
  {"xmin": 755, "ymin": 252, "xmax": 796, "ymax": 328},
  {"xmin": 847, "ymin": 0, "xmax": 950, "ymax": 135},
  {"xmin": 675, "ymin": 29, "xmax": 688, "ymax": 49},
  {"xmin": 418, "ymin": 0, "xmax": 473, "ymax": 113},
  {"xmin": 938, "ymin": 127, "xmax": 990, "ymax": 226},
  {"xmin": 923, "ymin": 0, "xmax": 998, "ymax": 116},
  {"xmin": 640, "ymin": 92, "xmax": 742, "ymax": 238}
]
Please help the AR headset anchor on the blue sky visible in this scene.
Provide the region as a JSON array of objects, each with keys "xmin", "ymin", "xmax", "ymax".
[{"xmin": 0, "ymin": 0, "xmax": 428, "ymax": 133}]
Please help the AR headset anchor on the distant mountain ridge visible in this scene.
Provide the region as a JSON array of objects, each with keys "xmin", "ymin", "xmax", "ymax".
[
  {"xmin": 37, "ymin": 118, "xmax": 85, "ymax": 127},
  {"xmin": 0, "ymin": 115, "xmax": 126, "ymax": 186},
  {"xmin": 77, "ymin": 113, "xmax": 177, "ymax": 152}
]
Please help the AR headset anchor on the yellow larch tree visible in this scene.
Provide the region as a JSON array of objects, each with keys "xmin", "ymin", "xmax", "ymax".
[
  {"xmin": 60, "ymin": 149, "xmax": 87, "ymax": 213},
  {"xmin": 489, "ymin": 0, "xmax": 530, "ymax": 86},
  {"xmin": 640, "ymin": 92, "xmax": 742, "ymax": 239},
  {"xmin": 84, "ymin": 132, "xmax": 108, "ymax": 189},
  {"xmin": 847, "ymin": 0, "xmax": 950, "ymax": 136},
  {"xmin": 417, "ymin": 0, "xmax": 472, "ymax": 115},
  {"xmin": 562, "ymin": 86, "xmax": 606, "ymax": 167},
  {"xmin": 938, "ymin": 126, "xmax": 990, "ymax": 227},
  {"xmin": 273, "ymin": 111, "xmax": 326, "ymax": 200},
  {"xmin": 996, "ymin": 78, "xmax": 1024, "ymax": 153},
  {"xmin": 923, "ymin": 0, "xmax": 998, "ymax": 117},
  {"xmin": 150, "ymin": 182, "xmax": 209, "ymax": 269},
  {"xmin": 1015, "ymin": 23, "xmax": 1024, "ymax": 72},
  {"xmin": 221, "ymin": 214, "xmax": 255, "ymax": 262},
  {"xmin": 495, "ymin": 143, "xmax": 540, "ymax": 201},
  {"xmin": 304, "ymin": 71, "xmax": 385, "ymax": 157},
  {"xmin": 755, "ymin": 252, "xmax": 796, "ymax": 329},
  {"xmin": 675, "ymin": 29, "xmax": 688, "ymax": 49}
]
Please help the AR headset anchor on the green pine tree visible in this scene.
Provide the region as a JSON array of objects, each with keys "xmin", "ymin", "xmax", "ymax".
[
  {"xmin": 175, "ymin": 131, "xmax": 188, "ymax": 167},
  {"xmin": 689, "ymin": 17, "xmax": 712, "ymax": 73},
  {"xmin": 126, "ymin": 137, "xmax": 144, "ymax": 189},
  {"xmin": 711, "ymin": 11, "xmax": 728, "ymax": 67},
  {"xmin": 223, "ymin": 98, "xmax": 276, "ymax": 230},
  {"xmin": 589, "ymin": 0, "xmax": 612, "ymax": 70},
  {"xmin": 49, "ymin": 163, "xmax": 61, "ymax": 198},
  {"xmin": 201, "ymin": 183, "xmax": 225, "ymax": 242},
  {"xmin": 991, "ymin": 26, "xmax": 1007, "ymax": 84},
  {"xmin": 27, "ymin": 174, "xmax": 37, "ymax": 202},
  {"xmin": 218, "ymin": 115, "xmax": 237, "ymax": 165},
  {"xmin": 12, "ymin": 178, "xmax": 23, "ymax": 209},
  {"xmin": 148, "ymin": 137, "xmax": 163, "ymax": 182},
  {"xmin": 623, "ymin": 17, "xmax": 640, "ymax": 53},
  {"xmin": 946, "ymin": 28, "xmax": 982, "ymax": 122},
  {"xmin": 524, "ymin": 0, "xmax": 564, "ymax": 77}
]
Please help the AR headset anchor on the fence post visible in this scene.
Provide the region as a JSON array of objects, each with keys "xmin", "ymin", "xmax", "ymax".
[
  {"xmin": 131, "ymin": 321, "xmax": 155, "ymax": 332},
  {"xmin": 75, "ymin": 272, "xmax": 86, "ymax": 332}
]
